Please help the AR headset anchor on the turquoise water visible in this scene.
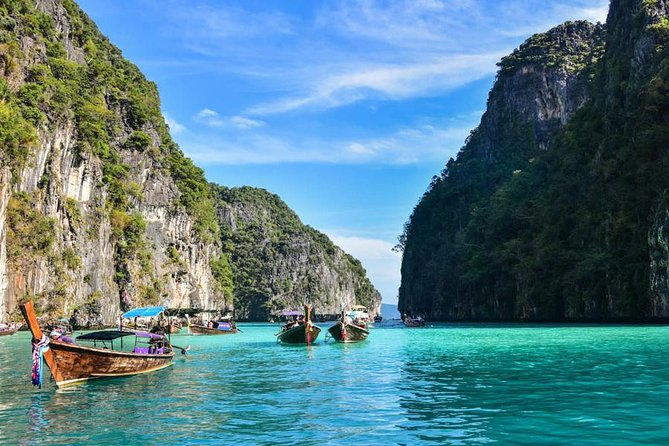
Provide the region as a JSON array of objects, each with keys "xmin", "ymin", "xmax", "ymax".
[{"xmin": 2, "ymin": 322, "xmax": 669, "ymax": 445}]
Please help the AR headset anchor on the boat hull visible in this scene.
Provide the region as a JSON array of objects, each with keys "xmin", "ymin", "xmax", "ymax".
[
  {"xmin": 19, "ymin": 300, "xmax": 174, "ymax": 388},
  {"xmin": 0, "ymin": 328, "xmax": 17, "ymax": 336},
  {"xmin": 189, "ymin": 324, "xmax": 238, "ymax": 335},
  {"xmin": 327, "ymin": 322, "xmax": 369, "ymax": 343},
  {"xmin": 277, "ymin": 324, "xmax": 321, "ymax": 344},
  {"xmin": 48, "ymin": 341, "xmax": 174, "ymax": 386}
]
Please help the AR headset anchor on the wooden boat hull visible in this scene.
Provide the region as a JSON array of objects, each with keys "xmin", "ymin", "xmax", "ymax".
[
  {"xmin": 328, "ymin": 322, "xmax": 369, "ymax": 343},
  {"xmin": 277, "ymin": 324, "xmax": 321, "ymax": 344},
  {"xmin": 19, "ymin": 300, "xmax": 174, "ymax": 388},
  {"xmin": 0, "ymin": 328, "xmax": 17, "ymax": 336},
  {"xmin": 189, "ymin": 324, "xmax": 238, "ymax": 335},
  {"xmin": 47, "ymin": 341, "xmax": 174, "ymax": 386}
]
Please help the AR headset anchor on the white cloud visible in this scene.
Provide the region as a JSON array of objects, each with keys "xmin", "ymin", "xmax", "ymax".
[
  {"xmin": 182, "ymin": 112, "xmax": 480, "ymax": 165},
  {"xmin": 162, "ymin": 0, "xmax": 609, "ymax": 117},
  {"xmin": 194, "ymin": 109, "xmax": 265, "ymax": 129},
  {"xmin": 158, "ymin": 0, "xmax": 610, "ymax": 167},
  {"xmin": 246, "ymin": 53, "xmax": 502, "ymax": 115},
  {"xmin": 194, "ymin": 108, "xmax": 226, "ymax": 127},
  {"xmin": 163, "ymin": 112, "xmax": 187, "ymax": 134},
  {"xmin": 231, "ymin": 116, "xmax": 265, "ymax": 129}
]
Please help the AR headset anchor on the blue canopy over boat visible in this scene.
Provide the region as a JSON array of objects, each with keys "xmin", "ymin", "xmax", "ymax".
[{"xmin": 122, "ymin": 306, "xmax": 165, "ymax": 318}]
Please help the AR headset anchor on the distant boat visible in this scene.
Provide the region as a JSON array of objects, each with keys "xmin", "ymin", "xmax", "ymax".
[
  {"xmin": 186, "ymin": 314, "xmax": 238, "ymax": 335},
  {"xmin": 374, "ymin": 315, "xmax": 383, "ymax": 323},
  {"xmin": 404, "ymin": 316, "xmax": 425, "ymax": 327},
  {"xmin": 46, "ymin": 318, "xmax": 73, "ymax": 336},
  {"xmin": 0, "ymin": 324, "xmax": 17, "ymax": 336},
  {"xmin": 19, "ymin": 300, "xmax": 176, "ymax": 388},
  {"xmin": 276, "ymin": 304, "xmax": 321, "ymax": 345},
  {"xmin": 327, "ymin": 312, "xmax": 369, "ymax": 343},
  {"xmin": 346, "ymin": 305, "xmax": 371, "ymax": 323},
  {"xmin": 121, "ymin": 306, "xmax": 180, "ymax": 333}
]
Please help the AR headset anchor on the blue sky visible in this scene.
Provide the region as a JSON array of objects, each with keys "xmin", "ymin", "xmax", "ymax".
[{"xmin": 76, "ymin": 0, "xmax": 609, "ymax": 304}]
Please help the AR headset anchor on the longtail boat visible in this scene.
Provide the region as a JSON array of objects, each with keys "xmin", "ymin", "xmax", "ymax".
[
  {"xmin": 327, "ymin": 313, "xmax": 369, "ymax": 343},
  {"xmin": 404, "ymin": 316, "xmax": 425, "ymax": 327},
  {"xmin": 187, "ymin": 314, "xmax": 238, "ymax": 335},
  {"xmin": 19, "ymin": 300, "xmax": 175, "ymax": 388},
  {"xmin": 0, "ymin": 325, "xmax": 17, "ymax": 336},
  {"xmin": 276, "ymin": 304, "xmax": 321, "ymax": 345},
  {"xmin": 347, "ymin": 305, "xmax": 371, "ymax": 324},
  {"xmin": 120, "ymin": 305, "xmax": 179, "ymax": 332}
]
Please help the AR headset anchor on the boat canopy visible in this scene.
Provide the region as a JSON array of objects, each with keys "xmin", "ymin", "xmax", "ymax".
[
  {"xmin": 76, "ymin": 330, "xmax": 136, "ymax": 341},
  {"xmin": 122, "ymin": 306, "xmax": 165, "ymax": 318},
  {"xmin": 350, "ymin": 305, "xmax": 368, "ymax": 311}
]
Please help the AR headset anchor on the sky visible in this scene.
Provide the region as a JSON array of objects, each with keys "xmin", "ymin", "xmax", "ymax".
[{"xmin": 76, "ymin": 0, "xmax": 609, "ymax": 305}]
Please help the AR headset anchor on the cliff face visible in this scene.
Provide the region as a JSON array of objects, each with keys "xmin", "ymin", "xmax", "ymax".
[
  {"xmin": 216, "ymin": 187, "xmax": 381, "ymax": 321},
  {"xmin": 400, "ymin": 0, "xmax": 669, "ymax": 321},
  {"xmin": 0, "ymin": 0, "xmax": 381, "ymax": 325},
  {"xmin": 0, "ymin": 0, "xmax": 223, "ymax": 325},
  {"xmin": 398, "ymin": 21, "xmax": 605, "ymax": 320}
]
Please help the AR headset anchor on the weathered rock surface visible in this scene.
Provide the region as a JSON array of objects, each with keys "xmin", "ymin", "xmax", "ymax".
[{"xmin": 0, "ymin": 0, "xmax": 381, "ymax": 325}]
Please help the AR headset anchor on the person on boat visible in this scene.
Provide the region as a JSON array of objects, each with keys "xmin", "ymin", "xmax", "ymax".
[{"xmin": 207, "ymin": 320, "xmax": 214, "ymax": 328}]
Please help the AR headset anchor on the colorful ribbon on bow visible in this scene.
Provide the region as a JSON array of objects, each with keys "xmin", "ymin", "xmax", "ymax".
[{"xmin": 31, "ymin": 335, "xmax": 50, "ymax": 388}]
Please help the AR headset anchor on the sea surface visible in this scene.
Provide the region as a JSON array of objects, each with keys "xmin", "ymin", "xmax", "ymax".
[{"xmin": 1, "ymin": 322, "xmax": 669, "ymax": 445}]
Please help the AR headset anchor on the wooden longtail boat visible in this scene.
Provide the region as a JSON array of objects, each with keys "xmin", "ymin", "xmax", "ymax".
[
  {"xmin": 186, "ymin": 314, "xmax": 238, "ymax": 335},
  {"xmin": 0, "ymin": 327, "xmax": 17, "ymax": 336},
  {"xmin": 327, "ymin": 320, "xmax": 369, "ymax": 343},
  {"xmin": 276, "ymin": 304, "xmax": 321, "ymax": 345},
  {"xmin": 19, "ymin": 300, "xmax": 175, "ymax": 388},
  {"xmin": 189, "ymin": 323, "xmax": 238, "ymax": 335}
]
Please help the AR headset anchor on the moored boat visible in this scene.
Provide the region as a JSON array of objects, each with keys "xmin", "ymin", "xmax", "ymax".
[
  {"xmin": 276, "ymin": 304, "xmax": 321, "ymax": 345},
  {"xmin": 187, "ymin": 315, "xmax": 238, "ymax": 335},
  {"xmin": 0, "ymin": 324, "xmax": 17, "ymax": 336},
  {"xmin": 327, "ymin": 317, "xmax": 369, "ymax": 343},
  {"xmin": 404, "ymin": 316, "xmax": 425, "ymax": 327},
  {"xmin": 346, "ymin": 305, "xmax": 371, "ymax": 324},
  {"xmin": 19, "ymin": 300, "xmax": 175, "ymax": 388}
]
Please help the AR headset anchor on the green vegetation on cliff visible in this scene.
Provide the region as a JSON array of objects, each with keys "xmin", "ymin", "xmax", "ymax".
[
  {"xmin": 216, "ymin": 186, "xmax": 379, "ymax": 320},
  {"xmin": 1, "ymin": 0, "xmax": 220, "ymax": 308},
  {"xmin": 0, "ymin": 0, "xmax": 380, "ymax": 321},
  {"xmin": 399, "ymin": 2, "xmax": 669, "ymax": 321}
]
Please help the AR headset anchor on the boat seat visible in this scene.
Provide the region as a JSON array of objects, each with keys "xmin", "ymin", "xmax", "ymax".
[{"xmin": 133, "ymin": 347, "xmax": 150, "ymax": 354}]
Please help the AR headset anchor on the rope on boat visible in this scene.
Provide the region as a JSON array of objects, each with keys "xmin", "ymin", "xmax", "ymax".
[{"xmin": 31, "ymin": 335, "xmax": 50, "ymax": 388}]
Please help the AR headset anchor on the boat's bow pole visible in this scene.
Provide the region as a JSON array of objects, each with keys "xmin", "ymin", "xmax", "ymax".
[
  {"xmin": 19, "ymin": 299, "xmax": 64, "ymax": 386},
  {"xmin": 305, "ymin": 303, "xmax": 313, "ymax": 345}
]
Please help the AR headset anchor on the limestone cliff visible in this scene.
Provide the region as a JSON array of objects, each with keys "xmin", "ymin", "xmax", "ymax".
[
  {"xmin": 398, "ymin": 21, "xmax": 605, "ymax": 320},
  {"xmin": 216, "ymin": 186, "xmax": 381, "ymax": 321},
  {"xmin": 0, "ymin": 0, "xmax": 223, "ymax": 325},
  {"xmin": 0, "ymin": 0, "xmax": 381, "ymax": 325},
  {"xmin": 399, "ymin": 0, "xmax": 669, "ymax": 321}
]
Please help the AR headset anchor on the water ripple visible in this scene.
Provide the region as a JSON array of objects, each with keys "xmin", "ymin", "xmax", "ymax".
[{"xmin": 3, "ymin": 324, "xmax": 669, "ymax": 444}]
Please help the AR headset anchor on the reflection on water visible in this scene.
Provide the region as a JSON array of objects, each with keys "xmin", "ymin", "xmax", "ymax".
[
  {"xmin": 3, "ymin": 324, "xmax": 669, "ymax": 445},
  {"xmin": 28, "ymin": 394, "xmax": 48, "ymax": 435}
]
